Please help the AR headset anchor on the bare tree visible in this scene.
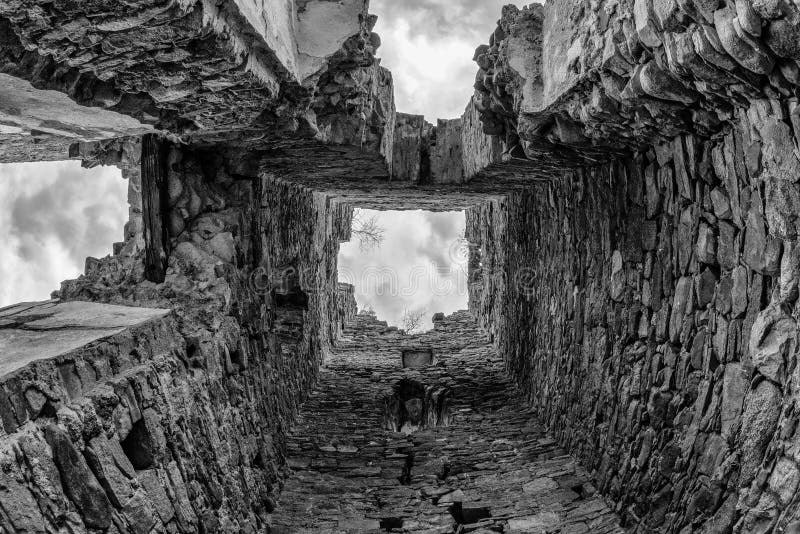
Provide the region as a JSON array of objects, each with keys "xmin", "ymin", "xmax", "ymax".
[
  {"xmin": 400, "ymin": 308, "xmax": 427, "ymax": 335},
  {"xmin": 351, "ymin": 209, "xmax": 385, "ymax": 251}
]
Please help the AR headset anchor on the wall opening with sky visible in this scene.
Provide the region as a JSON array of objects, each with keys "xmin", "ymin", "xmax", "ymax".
[
  {"xmin": 338, "ymin": 209, "xmax": 469, "ymax": 333},
  {"xmin": 370, "ymin": 0, "xmax": 514, "ymax": 120},
  {"xmin": 0, "ymin": 161, "xmax": 127, "ymax": 307}
]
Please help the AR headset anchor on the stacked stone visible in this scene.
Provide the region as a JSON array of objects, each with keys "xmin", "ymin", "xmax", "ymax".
[
  {"xmin": 314, "ymin": 62, "xmax": 397, "ymax": 171},
  {"xmin": 462, "ymin": 98, "xmax": 505, "ymax": 182},
  {"xmin": 391, "ymin": 113, "xmax": 431, "ymax": 182},
  {"xmin": 473, "ymin": 1, "xmax": 800, "ymax": 161},
  {"xmin": 0, "ymin": 140, "xmax": 363, "ymax": 532},
  {"xmin": 0, "ymin": 0, "xmax": 379, "ymax": 145},
  {"xmin": 0, "ymin": 1, "xmax": 398, "ymax": 526},
  {"xmin": 269, "ymin": 311, "xmax": 623, "ymax": 533},
  {"xmin": 470, "ymin": 96, "xmax": 800, "ymax": 532},
  {"xmin": 388, "ymin": 99, "xmax": 503, "ymax": 184}
]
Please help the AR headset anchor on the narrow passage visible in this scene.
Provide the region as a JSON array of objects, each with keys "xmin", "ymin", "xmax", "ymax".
[{"xmin": 270, "ymin": 312, "xmax": 623, "ymax": 533}]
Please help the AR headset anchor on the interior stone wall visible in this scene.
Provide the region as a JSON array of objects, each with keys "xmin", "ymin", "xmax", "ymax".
[
  {"xmin": 4, "ymin": 2, "xmax": 800, "ymax": 530},
  {"xmin": 269, "ymin": 310, "xmax": 623, "ymax": 533},
  {"xmin": 387, "ymin": 96, "xmax": 502, "ymax": 184},
  {"xmin": 470, "ymin": 99, "xmax": 800, "ymax": 533},
  {"xmin": 0, "ymin": 142, "xmax": 358, "ymax": 532}
]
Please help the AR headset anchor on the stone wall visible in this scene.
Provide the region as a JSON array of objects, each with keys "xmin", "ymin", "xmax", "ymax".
[
  {"xmin": 461, "ymin": 2, "xmax": 800, "ymax": 531},
  {"xmin": 466, "ymin": 197, "xmax": 508, "ymax": 346},
  {"xmin": 5, "ymin": 1, "xmax": 800, "ymax": 531},
  {"xmin": 314, "ymin": 61, "xmax": 396, "ymax": 170},
  {"xmin": 472, "ymin": 1, "xmax": 800, "ymax": 165},
  {"xmin": 462, "ymin": 97, "xmax": 504, "ymax": 181},
  {"xmin": 0, "ymin": 140, "xmax": 360, "ymax": 532},
  {"xmin": 391, "ymin": 113, "xmax": 431, "ymax": 182},
  {"xmin": 470, "ymin": 98, "xmax": 800, "ymax": 532},
  {"xmin": 0, "ymin": 0, "xmax": 382, "ymax": 163},
  {"xmin": 430, "ymin": 118, "xmax": 466, "ymax": 184},
  {"xmin": 269, "ymin": 311, "xmax": 622, "ymax": 533},
  {"xmin": 0, "ymin": 0, "xmax": 388, "ymax": 526},
  {"xmin": 389, "ymin": 98, "xmax": 502, "ymax": 184},
  {"xmin": 0, "ymin": 294, "xmax": 296, "ymax": 533}
]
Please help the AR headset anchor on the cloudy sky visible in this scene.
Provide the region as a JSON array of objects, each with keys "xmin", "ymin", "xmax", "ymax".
[
  {"xmin": 338, "ymin": 210, "xmax": 468, "ymax": 331},
  {"xmin": 0, "ymin": 162, "xmax": 127, "ymax": 307},
  {"xmin": 370, "ymin": 0, "xmax": 513, "ymax": 120}
]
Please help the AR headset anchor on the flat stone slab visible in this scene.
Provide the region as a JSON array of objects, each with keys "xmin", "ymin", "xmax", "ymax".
[{"xmin": 0, "ymin": 300, "xmax": 170, "ymax": 378}]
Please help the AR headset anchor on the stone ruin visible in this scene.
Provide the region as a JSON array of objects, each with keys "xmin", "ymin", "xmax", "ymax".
[{"xmin": 0, "ymin": 0, "xmax": 800, "ymax": 532}]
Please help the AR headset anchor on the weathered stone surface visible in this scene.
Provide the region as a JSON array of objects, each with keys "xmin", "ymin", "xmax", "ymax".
[
  {"xmin": 471, "ymin": 0, "xmax": 800, "ymax": 165},
  {"xmin": 722, "ymin": 363, "xmax": 749, "ymax": 437},
  {"xmin": 270, "ymin": 312, "xmax": 623, "ymax": 533},
  {"xmin": 462, "ymin": 96, "xmax": 504, "ymax": 179},
  {"xmin": 389, "ymin": 101, "xmax": 501, "ymax": 183},
  {"xmin": 0, "ymin": 0, "xmax": 381, "ymax": 156},
  {"xmin": 315, "ymin": 61, "xmax": 396, "ymax": 170},
  {"xmin": 739, "ymin": 380, "xmax": 782, "ymax": 485},
  {"xmin": 0, "ymin": 73, "xmax": 152, "ymax": 161},
  {"xmin": 468, "ymin": 92, "xmax": 800, "ymax": 532},
  {"xmin": 392, "ymin": 113, "xmax": 429, "ymax": 182},
  {"xmin": 764, "ymin": 17, "xmax": 800, "ymax": 59},
  {"xmin": 0, "ymin": 300, "xmax": 169, "ymax": 378},
  {"xmin": 0, "ymin": 143, "xmax": 382, "ymax": 532},
  {"xmin": 3, "ymin": 1, "xmax": 800, "ymax": 533},
  {"xmin": 45, "ymin": 424, "xmax": 113, "ymax": 529},
  {"xmin": 697, "ymin": 222, "xmax": 718, "ymax": 264},
  {"xmin": 430, "ymin": 118, "xmax": 465, "ymax": 184},
  {"xmin": 749, "ymin": 303, "xmax": 797, "ymax": 382}
]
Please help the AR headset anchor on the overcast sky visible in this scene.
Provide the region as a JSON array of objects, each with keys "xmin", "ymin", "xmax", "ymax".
[
  {"xmin": 0, "ymin": 162, "xmax": 127, "ymax": 307},
  {"xmin": 338, "ymin": 210, "xmax": 468, "ymax": 331},
  {"xmin": 370, "ymin": 0, "xmax": 513, "ymax": 120}
]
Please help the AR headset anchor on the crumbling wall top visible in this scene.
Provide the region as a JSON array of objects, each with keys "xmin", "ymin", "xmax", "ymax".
[
  {"xmin": 0, "ymin": 0, "xmax": 381, "ymax": 156},
  {"xmin": 473, "ymin": 0, "xmax": 800, "ymax": 162}
]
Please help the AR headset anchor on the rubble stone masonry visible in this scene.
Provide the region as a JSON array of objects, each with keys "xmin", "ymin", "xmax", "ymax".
[
  {"xmin": 2, "ymin": 0, "xmax": 800, "ymax": 533},
  {"xmin": 270, "ymin": 311, "xmax": 622, "ymax": 534},
  {"xmin": 470, "ymin": 100, "xmax": 800, "ymax": 532}
]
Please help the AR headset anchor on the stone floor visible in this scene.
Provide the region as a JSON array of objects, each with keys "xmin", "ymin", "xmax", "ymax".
[{"xmin": 269, "ymin": 312, "xmax": 623, "ymax": 533}]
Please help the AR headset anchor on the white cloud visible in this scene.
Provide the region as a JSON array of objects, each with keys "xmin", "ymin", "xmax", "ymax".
[
  {"xmin": 370, "ymin": 0, "xmax": 516, "ymax": 120},
  {"xmin": 0, "ymin": 161, "xmax": 127, "ymax": 307},
  {"xmin": 338, "ymin": 210, "xmax": 467, "ymax": 331}
]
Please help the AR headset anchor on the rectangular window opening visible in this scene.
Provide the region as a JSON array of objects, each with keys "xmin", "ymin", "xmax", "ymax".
[{"xmin": 337, "ymin": 208, "xmax": 469, "ymax": 334}]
